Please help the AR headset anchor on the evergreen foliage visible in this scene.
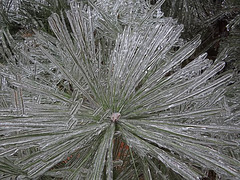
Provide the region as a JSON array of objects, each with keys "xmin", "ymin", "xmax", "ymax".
[{"xmin": 0, "ymin": 0, "xmax": 240, "ymax": 179}]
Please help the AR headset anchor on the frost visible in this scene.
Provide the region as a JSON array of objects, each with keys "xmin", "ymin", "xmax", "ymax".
[{"xmin": 0, "ymin": 0, "xmax": 240, "ymax": 179}]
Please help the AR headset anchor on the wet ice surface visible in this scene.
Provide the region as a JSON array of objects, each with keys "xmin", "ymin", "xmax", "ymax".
[{"xmin": 1, "ymin": 0, "xmax": 240, "ymax": 179}]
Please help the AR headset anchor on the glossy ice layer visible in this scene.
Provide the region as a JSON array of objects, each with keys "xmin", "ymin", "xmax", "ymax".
[{"xmin": 0, "ymin": 0, "xmax": 240, "ymax": 179}]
